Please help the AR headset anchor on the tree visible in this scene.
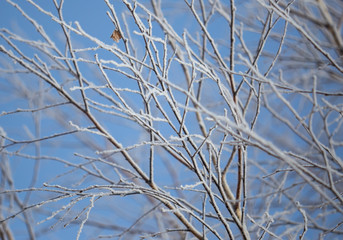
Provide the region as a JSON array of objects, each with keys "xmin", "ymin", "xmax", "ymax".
[{"xmin": 1, "ymin": 0, "xmax": 343, "ymax": 239}]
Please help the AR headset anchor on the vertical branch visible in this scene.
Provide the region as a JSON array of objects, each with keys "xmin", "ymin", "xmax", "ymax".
[
  {"xmin": 229, "ymin": 0, "xmax": 236, "ymax": 101},
  {"xmin": 228, "ymin": 0, "xmax": 244, "ymax": 222},
  {"xmin": 147, "ymin": 14, "xmax": 155, "ymax": 184},
  {"xmin": 53, "ymin": 0, "xmax": 89, "ymax": 113}
]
